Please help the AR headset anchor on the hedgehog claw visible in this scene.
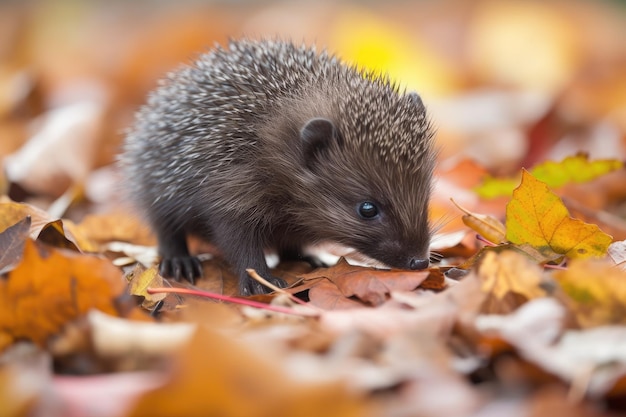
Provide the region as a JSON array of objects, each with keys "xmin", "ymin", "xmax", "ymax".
[
  {"xmin": 240, "ymin": 275, "xmax": 287, "ymax": 296},
  {"xmin": 159, "ymin": 256, "xmax": 203, "ymax": 284}
]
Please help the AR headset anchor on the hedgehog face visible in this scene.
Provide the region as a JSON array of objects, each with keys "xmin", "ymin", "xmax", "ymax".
[{"xmin": 295, "ymin": 115, "xmax": 435, "ymax": 270}]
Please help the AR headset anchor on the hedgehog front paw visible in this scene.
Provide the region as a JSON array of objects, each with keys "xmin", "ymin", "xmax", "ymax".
[
  {"xmin": 239, "ymin": 275, "xmax": 287, "ymax": 296},
  {"xmin": 159, "ymin": 256, "xmax": 203, "ymax": 284}
]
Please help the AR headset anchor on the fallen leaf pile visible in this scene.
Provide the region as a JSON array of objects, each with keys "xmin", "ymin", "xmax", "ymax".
[{"xmin": 1, "ymin": 0, "xmax": 626, "ymax": 416}]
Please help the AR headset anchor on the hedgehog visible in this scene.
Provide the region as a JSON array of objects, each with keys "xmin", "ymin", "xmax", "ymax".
[{"xmin": 121, "ymin": 38, "xmax": 436, "ymax": 296}]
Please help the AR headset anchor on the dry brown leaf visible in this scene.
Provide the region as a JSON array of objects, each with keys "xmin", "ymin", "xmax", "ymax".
[
  {"xmin": 0, "ymin": 216, "xmax": 30, "ymax": 275},
  {"xmin": 0, "ymin": 199, "xmax": 52, "ymax": 237},
  {"xmin": 36, "ymin": 219, "xmax": 80, "ymax": 251},
  {"xmin": 301, "ymin": 258, "xmax": 440, "ymax": 308},
  {"xmin": 309, "ymin": 280, "xmax": 364, "ymax": 310},
  {"xmin": 331, "ymin": 267, "xmax": 431, "ymax": 306}
]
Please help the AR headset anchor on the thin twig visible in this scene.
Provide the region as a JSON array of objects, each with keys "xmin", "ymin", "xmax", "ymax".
[{"xmin": 246, "ymin": 268, "xmax": 319, "ymax": 309}]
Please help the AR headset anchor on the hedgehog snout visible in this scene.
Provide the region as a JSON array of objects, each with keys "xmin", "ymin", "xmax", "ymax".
[{"xmin": 409, "ymin": 258, "xmax": 429, "ymax": 270}]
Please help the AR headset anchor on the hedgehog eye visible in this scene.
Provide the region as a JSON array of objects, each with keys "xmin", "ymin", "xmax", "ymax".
[{"xmin": 357, "ymin": 202, "xmax": 379, "ymax": 219}]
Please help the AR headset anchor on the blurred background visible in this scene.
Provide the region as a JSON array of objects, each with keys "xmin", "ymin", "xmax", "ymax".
[{"xmin": 1, "ymin": 0, "xmax": 625, "ymax": 220}]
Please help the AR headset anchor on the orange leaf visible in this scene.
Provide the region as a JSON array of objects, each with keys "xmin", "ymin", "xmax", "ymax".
[
  {"xmin": 76, "ymin": 212, "xmax": 156, "ymax": 247},
  {"xmin": 0, "ymin": 240, "xmax": 126, "ymax": 348},
  {"xmin": 128, "ymin": 328, "xmax": 366, "ymax": 417}
]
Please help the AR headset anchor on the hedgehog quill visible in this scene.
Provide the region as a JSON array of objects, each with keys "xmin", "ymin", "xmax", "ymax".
[{"xmin": 121, "ymin": 39, "xmax": 436, "ymax": 296}]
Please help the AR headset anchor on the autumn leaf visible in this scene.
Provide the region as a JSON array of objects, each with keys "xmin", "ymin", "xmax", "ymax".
[
  {"xmin": 1, "ymin": 1, "xmax": 626, "ymax": 414},
  {"xmin": 0, "ymin": 240, "xmax": 126, "ymax": 349},
  {"xmin": 554, "ymin": 258, "xmax": 626, "ymax": 328},
  {"xmin": 451, "ymin": 198, "xmax": 506, "ymax": 244},
  {"xmin": 300, "ymin": 258, "xmax": 442, "ymax": 308},
  {"xmin": 127, "ymin": 264, "xmax": 166, "ymax": 309},
  {"xmin": 0, "ymin": 216, "xmax": 30, "ymax": 275},
  {"xmin": 475, "ymin": 154, "xmax": 624, "ymax": 199},
  {"xmin": 506, "ymin": 170, "xmax": 612, "ymax": 259},
  {"xmin": 476, "ymin": 250, "xmax": 547, "ymax": 314},
  {"xmin": 474, "ymin": 176, "xmax": 521, "ymax": 200},
  {"xmin": 309, "ymin": 280, "xmax": 364, "ymax": 310},
  {"xmin": 0, "ymin": 199, "xmax": 52, "ymax": 237},
  {"xmin": 76, "ymin": 212, "xmax": 156, "ymax": 247},
  {"xmin": 128, "ymin": 327, "xmax": 367, "ymax": 417},
  {"xmin": 532, "ymin": 153, "xmax": 624, "ymax": 188},
  {"xmin": 331, "ymin": 267, "xmax": 431, "ymax": 306},
  {"xmin": 37, "ymin": 219, "xmax": 80, "ymax": 251},
  {"xmin": 0, "ymin": 199, "xmax": 95, "ymax": 252}
]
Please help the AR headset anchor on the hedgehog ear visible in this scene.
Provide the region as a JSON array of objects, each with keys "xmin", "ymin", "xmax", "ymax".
[{"xmin": 300, "ymin": 118, "xmax": 340, "ymax": 169}]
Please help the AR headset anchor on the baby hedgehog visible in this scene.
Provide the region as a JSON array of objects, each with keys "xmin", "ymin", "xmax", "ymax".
[{"xmin": 122, "ymin": 39, "xmax": 436, "ymax": 296}]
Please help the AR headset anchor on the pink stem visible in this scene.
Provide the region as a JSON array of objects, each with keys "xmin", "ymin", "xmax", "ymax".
[{"xmin": 147, "ymin": 287, "xmax": 317, "ymax": 317}]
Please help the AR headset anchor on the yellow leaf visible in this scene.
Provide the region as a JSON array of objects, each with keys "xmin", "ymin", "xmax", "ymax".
[
  {"xmin": 506, "ymin": 170, "xmax": 612, "ymax": 259},
  {"xmin": 531, "ymin": 154, "xmax": 624, "ymax": 188},
  {"xmin": 127, "ymin": 264, "xmax": 166, "ymax": 309},
  {"xmin": 477, "ymin": 250, "xmax": 546, "ymax": 304},
  {"xmin": 451, "ymin": 198, "xmax": 506, "ymax": 243},
  {"xmin": 475, "ymin": 154, "xmax": 623, "ymax": 199},
  {"xmin": 474, "ymin": 175, "xmax": 521, "ymax": 199},
  {"xmin": 554, "ymin": 258, "xmax": 626, "ymax": 328}
]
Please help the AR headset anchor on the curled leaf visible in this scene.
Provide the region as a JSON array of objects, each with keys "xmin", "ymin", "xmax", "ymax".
[{"xmin": 451, "ymin": 198, "xmax": 506, "ymax": 244}]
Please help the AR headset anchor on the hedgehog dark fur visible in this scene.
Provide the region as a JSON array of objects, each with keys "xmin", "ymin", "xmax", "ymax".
[{"xmin": 122, "ymin": 39, "xmax": 436, "ymax": 296}]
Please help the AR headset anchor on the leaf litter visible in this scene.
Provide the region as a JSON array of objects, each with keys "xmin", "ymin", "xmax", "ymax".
[{"xmin": 1, "ymin": 1, "xmax": 626, "ymax": 416}]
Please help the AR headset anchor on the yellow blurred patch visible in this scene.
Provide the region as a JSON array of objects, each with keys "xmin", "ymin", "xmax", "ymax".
[{"xmin": 329, "ymin": 8, "xmax": 462, "ymax": 99}]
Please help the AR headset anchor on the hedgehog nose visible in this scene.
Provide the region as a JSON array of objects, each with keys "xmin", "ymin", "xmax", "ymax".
[{"xmin": 409, "ymin": 258, "xmax": 429, "ymax": 270}]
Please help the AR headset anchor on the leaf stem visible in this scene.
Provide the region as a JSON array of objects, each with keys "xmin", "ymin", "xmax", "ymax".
[{"xmin": 147, "ymin": 287, "xmax": 319, "ymax": 317}]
